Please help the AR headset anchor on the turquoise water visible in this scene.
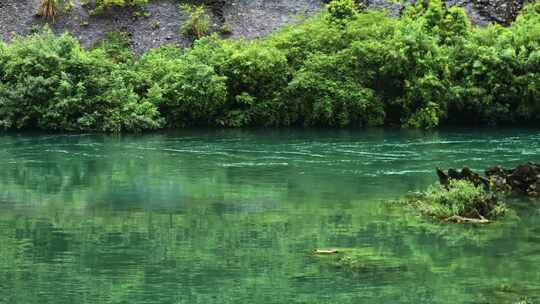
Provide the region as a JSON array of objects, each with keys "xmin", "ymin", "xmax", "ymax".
[{"xmin": 0, "ymin": 128, "xmax": 539, "ymax": 304}]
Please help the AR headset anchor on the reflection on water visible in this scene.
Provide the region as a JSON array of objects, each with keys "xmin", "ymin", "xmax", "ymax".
[{"xmin": 0, "ymin": 128, "xmax": 539, "ymax": 303}]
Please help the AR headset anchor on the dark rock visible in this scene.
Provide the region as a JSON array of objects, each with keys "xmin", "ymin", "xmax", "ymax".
[
  {"xmin": 437, "ymin": 166, "xmax": 489, "ymax": 188},
  {"xmin": 437, "ymin": 163, "xmax": 540, "ymax": 196},
  {"xmin": 473, "ymin": 0, "xmax": 523, "ymax": 25},
  {"xmin": 436, "ymin": 167, "xmax": 450, "ymax": 187}
]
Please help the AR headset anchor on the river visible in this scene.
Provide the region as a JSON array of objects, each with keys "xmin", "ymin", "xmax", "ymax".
[{"xmin": 0, "ymin": 128, "xmax": 539, "ymax": 303}]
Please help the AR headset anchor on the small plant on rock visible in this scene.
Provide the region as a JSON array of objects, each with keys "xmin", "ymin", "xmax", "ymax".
[
  {"xmin": 37, "ymin": 0, "xmax": 59, "ymax": 21},
  {"xmin": 92, "ymin": 0, "xmax": 149, "ymax": 14},
  {"xmin": 64, "ymin": 0, "xmax": 74, "ymax": 12},
  {"xmin": 180, "ymin": 4, "xmax": 210, "ymax": 39},
  {"xmin": 326, "ymin": 0, "xmax": 359, "ymax": 26},
  {"xmin": 219, "ymin": 23, "xmax": 233, "ymax": 36}
]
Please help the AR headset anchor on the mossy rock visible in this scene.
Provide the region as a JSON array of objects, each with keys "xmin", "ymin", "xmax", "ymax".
[
  {"xmin": 470, "ymin": 280, "xmax": 540, "ymax": 304},
  {"xmin": 399, "ymin": 179, "xmax": 509, "ymax": 224},
  {"xmin": 313, "ymin": 247, "xmax": 406, "ymax": 274}
]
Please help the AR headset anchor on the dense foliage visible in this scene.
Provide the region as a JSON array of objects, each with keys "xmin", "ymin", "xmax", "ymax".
[
  {"xmin": 0, "ymin": 33, "xmax": 162, "ymax": 132},
  {"xmin": 2, "ymin": 0, "xmax": 540, "ymax": 131}
]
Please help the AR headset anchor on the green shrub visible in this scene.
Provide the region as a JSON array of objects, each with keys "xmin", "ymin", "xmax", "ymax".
[
  {"xmin": 2, "ymin": 0, "xmax": 540, "ymax": 132},
  {"xmin": 0, "ymin": 31, "xmax": 162, "ymax": 132},
  {"xmin": 147, "ymin": 60, "xmax": 227, "ymax": 127},
  {"xmin": 443, "ymin": 1, "xmax": 540, "ymax": 125},
  {"xmin": 286, "ymin": 51, "xmax": 385, "ymax": 127},
  {"xmin": 326, "ymin": 0, "xmax": 359, "ymax": 26},
  {"xmin": 441, "ymin": 6, "xmax": 471, "ymax": 43},
  {"xmin": 216, "ymin": 42, "xmax": 291, "ymax": 126},
  {"xmin": 135, "ymin": 44, "xmax": 227, "ymax": 127},
  {"xmin": 93, "ymin": 31, "xmax": 133, "ymax": 63},
  {"xmin": 409, "ymin": 180, "xmax": 508, "ymax": 221},
  {"xmin": 267, "ymin": 14, "xmax": 346, "ymax": 69}
]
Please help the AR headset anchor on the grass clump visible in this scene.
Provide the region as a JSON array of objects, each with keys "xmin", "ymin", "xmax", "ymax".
[
  {"xmin": 91, "ymin": 0, "xmax": 149, "ymax": 14},
  {"xmin": 37, "ymin": 0, "xmax": 59, "ymax": 20},
  {"xmin": 95, "ymin": 0, "xmax": 149, "ymax": 8},
  {"xmin": 180, "ymin": 4, "xmax": 211, "ymax": 40},
  {"xmin": 405, "ymin": 180, "xmax": 508, "ymax": 223}
]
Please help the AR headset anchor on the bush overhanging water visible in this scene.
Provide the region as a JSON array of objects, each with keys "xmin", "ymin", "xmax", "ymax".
[{"xmin": 1, "ymin": 0, "xmax": 539, "ymax": 131}]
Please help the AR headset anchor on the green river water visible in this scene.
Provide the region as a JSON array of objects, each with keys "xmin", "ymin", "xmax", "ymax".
[{"xmin": 0, "ymin": 128, "xmax": 539, "ymax": 304}]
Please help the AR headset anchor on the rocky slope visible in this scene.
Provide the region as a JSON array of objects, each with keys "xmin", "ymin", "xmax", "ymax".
[{"xmin": 0, "ymin": 0, "xmax": 525, "ymax": 53}]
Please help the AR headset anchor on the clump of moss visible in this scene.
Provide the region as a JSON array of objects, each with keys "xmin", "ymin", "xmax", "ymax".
[
  {"xmin": 403, "ymin": 180, "xmax": 508, "ymax": 223},
  {"xmin": 219, "ymin": 23, "xmax": 233, "ymax": 36},
  {"xmin": 90, "ymin": 0, "xmax": 149, "ymax": 15}
]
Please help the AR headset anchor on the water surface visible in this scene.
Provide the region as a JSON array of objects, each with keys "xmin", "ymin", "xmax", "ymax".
[{"xmin": 0, "ymin": 128, "xmax": 539, "ymax": 304}]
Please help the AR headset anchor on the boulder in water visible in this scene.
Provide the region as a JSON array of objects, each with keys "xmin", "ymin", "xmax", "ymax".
[{"xmin": 437, "ymin": 163, "xmax": 540, "ymax": 196}]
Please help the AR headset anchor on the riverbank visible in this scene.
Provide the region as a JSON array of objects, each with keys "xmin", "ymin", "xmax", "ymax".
[
  {"xmin": 0, "ymin": 0, "xmax": 524, "ymax": 52},
  {"xmin": 0, "ymin": 0, "xmax": 539, "ymax": 132}
]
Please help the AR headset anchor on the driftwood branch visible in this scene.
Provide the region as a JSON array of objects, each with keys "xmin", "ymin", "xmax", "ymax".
[
  {"xmin": 444, "ymin": 215, "xmax": 491, "ymax": 224},
  {"xmin": 313, "ymin": 249, "xmax": 339, "ymax": 255}
]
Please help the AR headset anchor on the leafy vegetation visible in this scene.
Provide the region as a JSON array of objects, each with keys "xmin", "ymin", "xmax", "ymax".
[
  {"xmin": 403, "ymin": 180, "xmax": 508, "ymax": 223},
  {"xmin": 3, "ymin": 0, "xmax": 540, "ymax": 131},
  {"xmin": 92, "ymin": 31, "xmax": 134, "ymax": 63},
  {"xmin": 94, "ymin": 0, "xmax": 149, "ymax": 10},
  {"xmin": 326, "ymin": 0, "xmax": 360, "ymax": 26},
  {"xmin": 0, "ymin": 31, "xmax": 162, "ymax": 132},
  {"xmin": 180, "ymin": 4, "xmax": 211, "ymax": 39}
]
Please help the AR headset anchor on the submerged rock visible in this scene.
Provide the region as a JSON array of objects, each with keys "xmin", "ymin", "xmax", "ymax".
[
  {"xmin": 437, "ymin": 167, "xmax": 489, "ymax": 188},
  {"xmin": 312, "ymin": 248, "xmax": 406, "ymax": 273}
]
